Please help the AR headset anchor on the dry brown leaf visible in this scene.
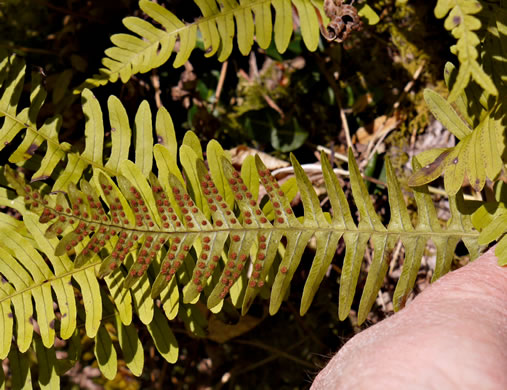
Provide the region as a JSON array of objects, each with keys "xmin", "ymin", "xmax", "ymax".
[
  {"xmin": 229, "ymin": 145, "xmax": 290, "ymax": 170},
  {"xmin": 354, "ymin": 114, "xmax": 400, "ymax": 144}
]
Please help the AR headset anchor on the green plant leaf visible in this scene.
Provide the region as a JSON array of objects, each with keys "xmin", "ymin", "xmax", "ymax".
[
  {"xmin": 134, "ymin": 100, "xmax": 153, "ymax": 176},
  {"xmin": 33, "ymin": 336, "xmax": 60, "ymax": 390},
  {"xmin": 0, "ymin": 59, "xmax": 488, "ymax": 381},
  {"xmin": 339, "ymin": 149, "xmax": 385, "ymax": 320},
  {"xmin": 105, "ymin": 95, "xmax": 131, "ymax": 172},
  {"xmin": 23, "ymin": 213, "xmax": 77, "ymax": 340},
  {"xmin": 207, "ymin": 140, "xmax": 235, "ymax": 208},
  {"xmin": 115, "ymin": 315, "xmax": 144, "ymax": 377},
  {"xmin": 358, "ymin": 3, "xmax": 380, "ymax": 25},
  {"xmin": 297, "ymin": 154, "xmax": 341, "ymax": 316},
  {"xmin": 424, "ymin": 88, "xmax": 472, "ymax": 140},
  {"xmin": 8, "ymin": 347, "xmax": 32, "ymax": 390},
  {"xmin": 434, "ymin": 0, "xmax": 498, "ymax": 101},
  {"xmin": 496, "ymin": 235, "xmax": 507, "ymax": 266},
  {"xmin": 272, "ymin": 0, "xmax": 293, "ymax": 52},
  {"xmin": 94, "ymin": 325, "xmax": 118, "ymax": 380},
  {"xmin": 0, "ymin": 278, "xmax": 14, "ymax": 359},
  {"xmin": 147, "ymin": 306, "xmax": 178, "ymax": 363},
  {"xmin": 394, "ymin": 158, "xmax": 441, "ymax": 310},
  {"xmin": 477, "ymin": 210, "xmax": 507, "ymax": 246}
]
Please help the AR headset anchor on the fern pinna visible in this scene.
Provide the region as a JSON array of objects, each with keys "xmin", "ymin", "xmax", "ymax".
[{"xmin": 0, "ymin": 53, "xmax": 481, "ymax": 384}]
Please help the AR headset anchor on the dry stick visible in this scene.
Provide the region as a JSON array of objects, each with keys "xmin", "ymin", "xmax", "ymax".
[
  {"xmin": 0, "ymin": 44, "xmax": 58, "ymax": 56},
  {"xmin": 339, "ymin": 100, "xmax": 355, "ymax": 153},
  {"xmin": 271, "ymin": 163, "xmax": 477, "ymax": 200},
  {"xmin": 389, "ymin": 240, "xmax": 404, "ymax": 276},
  {"xmin": 155, "ymin": 361, "xmax": 168, "ymax": 390},
  {"xmin": 377, "ymin": 288, "xmax": 387, "ymax": 312},
  {"xmin": 317, "ymin": 145, "xmax": 351, "ymax": 163},
  {"xmin": 286, "ymin": 301, "xmax": 328, "ymax": 350},
  {"xmin": 214, "ymin": 60, "xmax": 229, "ymax": 104},
  {"xmin": 271, "ymin": 164, "xmax": 384, "ymax": 187},
  {"xmin": 150, "ymin": 70, "xmax": 163, "ymax": 109}
]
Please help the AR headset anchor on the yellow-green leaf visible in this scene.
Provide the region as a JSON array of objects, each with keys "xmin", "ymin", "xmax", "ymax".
[
  {"xmin": 147, "ymin": 306, "xmax": 178, "ymax": 363},
  {"xmin": 115, "ymin": 315, "xmax": 144, "ymax": 377},
  {"xmin": 424, "ymin": 89, "xmax": 472, "ymax": 140},
  {"xmin": 134, "ymin": 100, "xmax": 153, "ymax": 176},
  {"xmin": 33, "ymin": 336, "xmax": 60, "ymax": 390},
  {"xmin": 105, "ymin": 95, "xmax": 131, "ymax": 172},
  {"xmin": 94, "ymin": 325, "xmax": 118, "ymax": 380},
  {"xmin": 8, "ymin": 347, "xmax": 32, "ymax": 390}
]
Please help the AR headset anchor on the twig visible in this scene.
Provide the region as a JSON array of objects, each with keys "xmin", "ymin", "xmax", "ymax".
[
  {"xmin": 214, "ymin": 60, "xmax": 228, "ymax": 104},
  {"xmin": 286, "ymin": 301, "xmax": 327, "ymax": 349},
  {"xmin": 0, "ymin": 44, "xmax": 58, "ymax": 56},
  {"xmin": 271, "ymin": 162, "xmax": 477, "ymax": 200},
  {"xmin": 377, "ymin": 289, "xmax": 387, "ymax": 312},
  {"xmin": 150, "ymin": 70, "xmax": 163, "ymax": 109},
  {"xmin": 339, "ymin": 100, "xmax": 355, "ymax": 152},
  {"xmin": 155, "ymin": 361, "xmax": 168, "ymax": 390},
  {"xmin": 317, "ymin": 145, "xmax": 349, "ymax": 163},
  {"xmin": 233, "ymin": 338, "xmax": 308, "ymax": 377},
  {"xmin": 271, "ymin": 163, "xmax": 385, "ymax": 188},
  {"xmin": 389, "ymin": 240, "xmax": 403, "ymax": 276},
  {"xmin": 272, "ymin": 163, "xmax": 349, "ymax": 177}
]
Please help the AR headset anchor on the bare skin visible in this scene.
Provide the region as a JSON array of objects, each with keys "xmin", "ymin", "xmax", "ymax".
[{"xmin": 311, "ymin": 247, "xmax": 507, "ymax": 389}]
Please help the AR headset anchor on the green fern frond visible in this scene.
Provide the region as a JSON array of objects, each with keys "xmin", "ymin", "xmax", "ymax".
[
  {"xmin": 408, "ymin": 60, "xmax": 505, "ymax": 196},
  {"xmin": 0, "ymin": 55, "xmax": 481, "ymax": 382},
  {"xmin": 0, "ymin": 53, "xmax": 72, "ymax": 188},
  {"xmin": 0, "ymin": 51, "xmax": 179, "ymax": 192},
  {"xmin": 434, "ymin": 0, "xmax": 498, "ymax": 101},
  {"xmin": 78, "ymin": 0, "xmax": 349, "ymax": 90},
  {"xmin": 2, "ymin": 139, "xmax": 480, "ymax": 373}
]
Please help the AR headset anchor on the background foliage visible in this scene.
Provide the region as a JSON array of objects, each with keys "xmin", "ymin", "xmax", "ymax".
[{"xmin": 0, "ymin": 0, "xmax": 505, "ymax": 388}]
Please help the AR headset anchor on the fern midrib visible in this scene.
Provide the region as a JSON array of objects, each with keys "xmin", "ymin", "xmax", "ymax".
[
  {"xmin": 0, "ymin": 257, "xmax": 99, "ymax": 305},
  {"xmin": 0, "ymin": 108, "xmax": 117, "ymax": 177},
  {"xmin": 109, "ymin": 0, "xmax": 276, "ymax": 76},
  {"xmin": 46, "ymin": 207, "xmax": 479, "ymax": 239},
  {"xmin": 0, "ymin": 224, "xmax": 476, "ymax": 304}
]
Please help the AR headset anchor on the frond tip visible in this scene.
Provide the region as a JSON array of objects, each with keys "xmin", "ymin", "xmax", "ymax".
[{"xmin": 434, "ymin": 0, "xmax": 497, "ymax": 101}]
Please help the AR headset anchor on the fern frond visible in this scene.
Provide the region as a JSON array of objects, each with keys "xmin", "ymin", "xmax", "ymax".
[
  {"xmin": 0, "ymin": 53, "xmax": 181, "ymax": 193},
  {"xmin": 408, "ymin": 85, "xmax": 504, "ymax": 195},
  {"xmin": 78, "ymin": 0, "xmax": 332, "ymax": 90},
  {"xmin": 4, "ymin": 137, "xmax": 479, "ymax": 324},
  {"xmin": 0, "ymin": 77, "xmax": 481, "ymax": 381},
  {"xmin": 434, "ymin": 0, "xmax": 498, "ymax": 101}
]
